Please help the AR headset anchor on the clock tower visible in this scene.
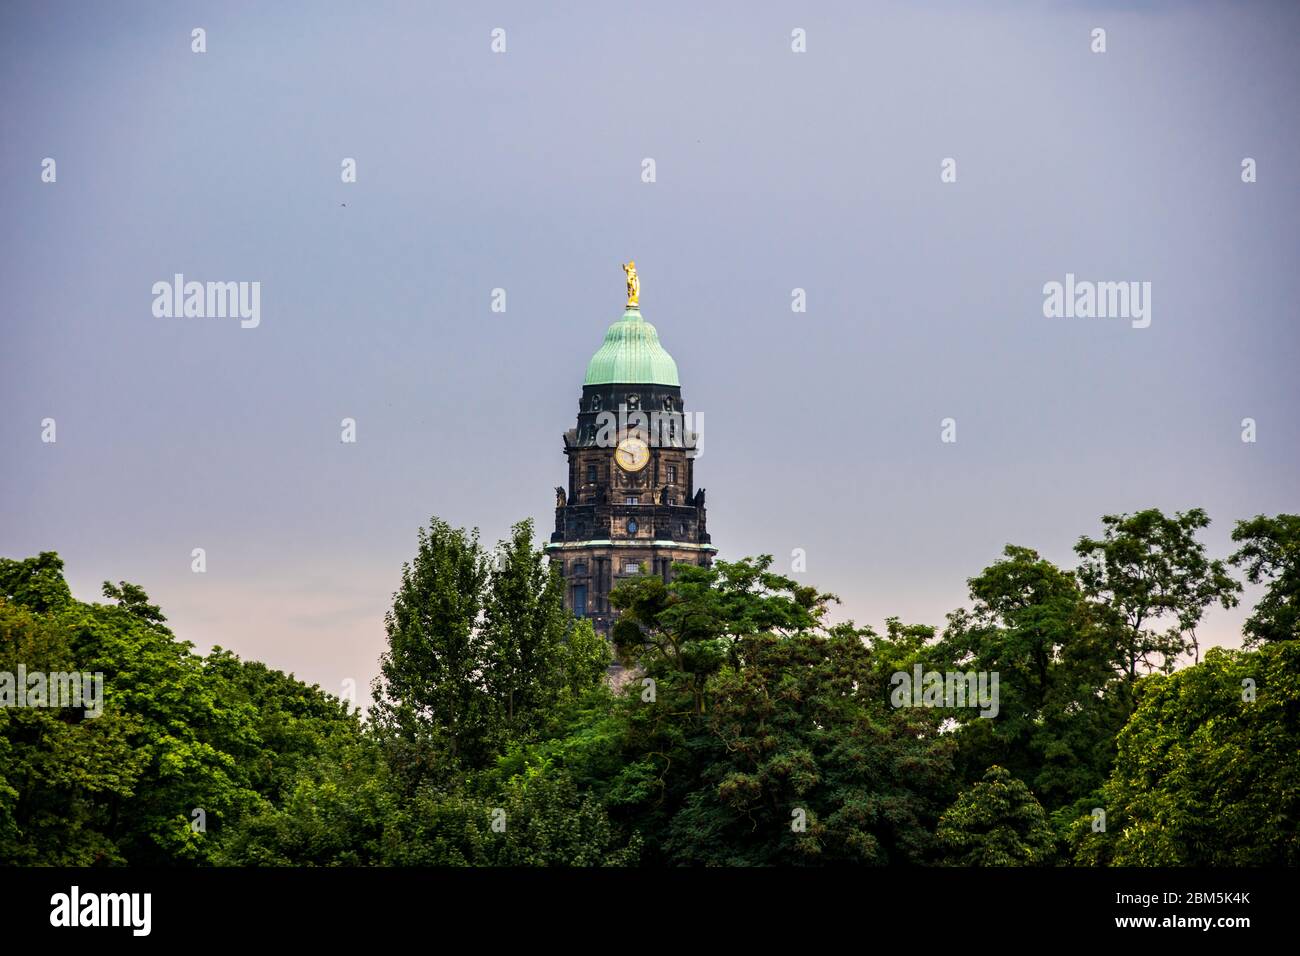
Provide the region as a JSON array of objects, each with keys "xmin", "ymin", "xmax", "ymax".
[{"xmin": 547, "ymin": 264, "xmax": 716, "ymax": 637}]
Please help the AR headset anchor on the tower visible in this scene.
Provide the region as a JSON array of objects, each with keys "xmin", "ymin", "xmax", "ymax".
[{"xmin": 547, "ymin": 264, "xmax": 716, "ymax": 637}]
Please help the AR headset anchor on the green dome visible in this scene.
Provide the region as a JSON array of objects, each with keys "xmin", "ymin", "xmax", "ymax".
[{"xmin": 583, "ymin": 307, "xmax": 680, "ymax": 386}]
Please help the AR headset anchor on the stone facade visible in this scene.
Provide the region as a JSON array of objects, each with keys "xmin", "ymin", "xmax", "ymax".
[{"xmin": 547, "ymin": 381, "xmax": 715, "ymax": 637}]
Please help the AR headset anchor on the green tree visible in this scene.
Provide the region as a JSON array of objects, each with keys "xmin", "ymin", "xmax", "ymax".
[
  {"xmin": 937, "ymin": 765, "xmax": 1056, "ymax": 866},
  {"xmin": 371, "ymin": 518, "xmax": 492, "ymax": 776},
  {"xmin": 600, "ymin": 560, "xmax": 950, "ymax": 865},
  {"xmin": 477, "ymin": 770, "xmax": 640, "ymax": 866},
  {"xmin": 0, "ymin": 599, "xmax": 144, "ymax": 865},
  {"xmin": 101, "ymin": 580, "xmax": 170, "ymax": 633},
  {"xmin": 0, "ymin": 552, "xmax": 73, "ymax": 614},
  {"xmin": 938, "ymin": 546, "xmax": 1122, "ymax": 811},
  {"xmin": 559, "ymin": 618, "xmax": 612, "ymax": 699},
  {"xmin": 66, "ymin": 590, "xmax": 265, "ymax": 863},
  {"xmin": 1076, "ymin": 642, "xmax": 1300, "ymax": 866},
  {"xmin": 481, "ymin": 519, "xmax": 568, "ymax": 738},
  {"xmin": 0, "ymin": 559, "xmax": 269, "ymax": 864},
  {"xmin": 214, "ymin": 737, "xmax": 395, "ymax": 866},
  {"xmin": 1074, "ymin": 508, "xmax": 1240, "ymax": 684},
  {"xmin": 864, "ymin": 616, "xmax": 944, "ymax": 684},
  {"xmin": 610, "ymin": 557, "xmax": 836, "ymax": 715},
  {"xmin": 218, "ymin": 751, "xmax": 640, "ymax": 867},
  {"xmin": 653, "ymin": 628, "xmax": 955, "ymax": 865},
  {"xmin": 1230, "ymin": 513, "xmax": 1300, "ymax": 646},
  {"xmin": 202, "ymin": 649, "xmax": 363, "ymax": 806}
]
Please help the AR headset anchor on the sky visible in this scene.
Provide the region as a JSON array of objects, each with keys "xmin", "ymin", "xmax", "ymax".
[{"xmin": 2, "ymin": 1, "xmax": 1297, "ymax": 708}]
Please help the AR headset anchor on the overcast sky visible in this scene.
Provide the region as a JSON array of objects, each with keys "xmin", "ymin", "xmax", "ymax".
[{"xmin": 3, "ymin": 1, "xmax": 1297, "ymax": 706}]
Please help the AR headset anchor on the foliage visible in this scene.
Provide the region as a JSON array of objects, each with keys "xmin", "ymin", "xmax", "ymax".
[
  {"xmin": 371, "ymin": 517, "xmax": 492, "ymax": 775},
  {"xmin": 2, "ymin": 506, "xmax": 1294, "ymax": 867},
  {"xmin": 1074, "ymin": 508, "xmax": 1240, "ymax": 682},
  {"xmin": 1230, "ymin": 513, "xmax": 1300, "ymax": 646},
  {"xmin": 654, "ymin": 629, "xmax": 956, "ymax": 865},
  {"xmin": 937, "ymin": 765, "xmax": 1056, "ymax": 866},
  {"xmin": 481, "ymin": 520, "xmax": 569, "ymax": 738},
  {"xmin": 1074, "ymin": 642, "xmax": 1300, "ymax": 866},
  {"xmin": 0, "ymin": 552, "xmax": 73, "ymax": 614},
  {"xmin": 937, "ymin": 546, "xmax": 1124, "ymax": 812},
  {"xmin": 610, "ymin": 557, "xmax": 837, "ymax": 715},
  {"xmin": 0, "ymin": 599, "xmax": 143, "ymax": 865},
  {"xmin": 0, "ymin": 559, "xmax": 361, "ymax": 865}
]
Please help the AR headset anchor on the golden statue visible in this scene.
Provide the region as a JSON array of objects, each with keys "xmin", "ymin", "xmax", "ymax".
[{"xmin": 623, "ymin": 260, "xmax": 640, "ymax": 308}]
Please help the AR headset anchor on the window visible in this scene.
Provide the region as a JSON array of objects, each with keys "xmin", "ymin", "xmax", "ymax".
[
  {"xmin": 666, "ymin": 465, "xmax": 676, "ymax": 483},
  {"xmin": 586, "ymin": 464, "xmax": 597, "ymax": 482},
  {"xmin": 626, "ymin": 518, "xmax": 638, "ymax": 535},
  {"xmin": 572, "ymin": 562, "xmax": 587, "ymax": 576},
  {"xmin": 624, "ymin": 562, "xmax": 640, "ymax": 574},
  {"xmin": 625, "ymin": 496, "xmax": 638, "ymax": 505},
  {"xmin": 573, "ymin": 585, "xmax": 587, "ymax": 617}
]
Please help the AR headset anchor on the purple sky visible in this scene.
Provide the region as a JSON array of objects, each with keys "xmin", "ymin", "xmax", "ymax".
[{"xmin": 3, "ymin": 1, "xmax": 1297, "ymax": 707}]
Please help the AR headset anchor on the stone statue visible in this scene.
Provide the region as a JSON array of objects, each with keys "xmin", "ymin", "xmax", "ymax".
[
  {"xmin": 693, "ymin": 487, "xmax": 706, "ymax": 508},
  {"xmin": 659, "ymin": 486, "xmax": 670, "ymax": 505},
  {"xmin": 623, "ymin": 260, "xmax": 640, "ymax": 308},
  {"xmin": 554, "ymin": 486, "xmax": 566, "ymax": 508}
]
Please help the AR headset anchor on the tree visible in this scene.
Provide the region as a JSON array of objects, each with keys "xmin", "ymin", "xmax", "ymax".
[
  {"xmin": 1077, "ymin": 642, "xmax": 1300, "ymax": 865},
  {"xmin": 600, "ymin": 560, "xmax": 950, "ymax": 865},
  {"xmin": 373, "ymin": 517, "xmax": 602, "ymax": 784},
  {"xmin": 1230, "ymin": 513, "xmax": 1300, "ymax": 646},
  {"xmin": 654, "ymin": 628, "xmax": 955, "ymax": 865},
  {"xmin": 0, "ymin": 599, "xmax": 144, "ymax": 865},
  {"xmin": 937, "ymin": 765, "xmax": 1056, "ymax": 866},
  {"xmin": 214, "ymin": 736, "xmax": 396, "ymax": 866},
  {"xmin": 2, "ymin": 539, "xmax": 628, "ymax": 868},
  {"xmin": 8, "ymin": 523, "xmax": 1289, "ymax": 869},
  {"xmin": 202, "ymin": 649, "xmax": 363, "ymax": 807},
  {"xmin": 218, "ymin": 748, "xmax": 641, "ymax": 867},
  {"xmin": 65, "ymin": 589, "xmax": 266, "ymax": 864},
  {"xmin": 102, "ymin": 581, "xmax": 170, "ymax": 633},
  {"xmin": 609, "ymin": 572, "xmax": 724, "ymax": 717},
  {"xmin": 559, "ymin": 618, "xmax": 612, "ymax": 699},
  {"xmin": 481, "ymin": 519, "xmax": 568, "ymax": 738},
  {"xmin": 455, "ymin": 770, "xmax": 640, "ymax": 867},
  {"xmin": 0, "ymin": 560, "xmax": 272, "ymax": 865},
  {"xmin": 0, "ymin": 552, "xmax": 72, "ymax": 614},
  {"xmin": 1074, "ymin": 508, "xmax": 1241, "ymax": 683},
  {"xmin": 371, "ymin": 518, "xmax": 491, "ymax": 775},
  {"xmin": 938, "ymin": 546, "xmax": 1122, "ymax": 811},
  {"xmin": 610, "ymin": 557, "xmax": 837, "ymax": 715}
]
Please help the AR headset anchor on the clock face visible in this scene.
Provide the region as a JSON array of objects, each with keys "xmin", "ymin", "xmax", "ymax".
[{"xmin": 615, "ymin": 436, "xmax": 650, "ymax": 472}]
